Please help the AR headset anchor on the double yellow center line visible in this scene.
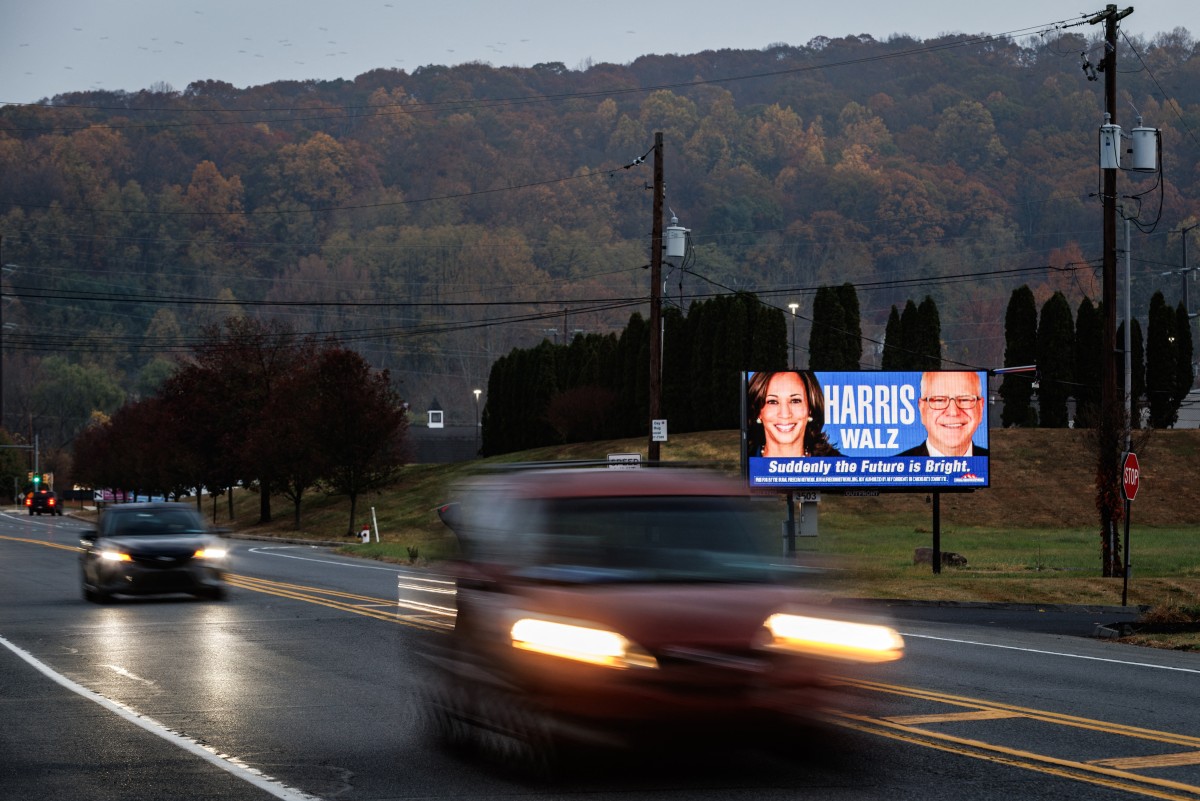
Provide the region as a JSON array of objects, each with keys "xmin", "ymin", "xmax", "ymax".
[
  {"xmin": 829, "ymin": 678, "xmax": 1200, "ymax": 800},
  {"xmin": 225, "ymin": 573, "xmax": 455, "ymax": 631}
]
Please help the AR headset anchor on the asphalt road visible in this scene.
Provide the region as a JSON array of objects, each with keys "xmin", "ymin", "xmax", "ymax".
[{"xmin": 2, "ymin": 509, "xmax": 1198, "ymax": 801}]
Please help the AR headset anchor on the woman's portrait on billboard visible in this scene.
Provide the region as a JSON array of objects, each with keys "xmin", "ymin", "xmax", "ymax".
[{"xmin": 747, "ymin": 370, "xmax": 842, "ymax": 458}]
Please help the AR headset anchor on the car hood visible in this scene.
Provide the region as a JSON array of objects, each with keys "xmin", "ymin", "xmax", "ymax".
[
  {"xmin": 507, "ymin": 582, "xmax": 827, "ymax": 651},
  {"xmin": 100, "ymin": 533, "xmax": 216, "ymax": 554}
]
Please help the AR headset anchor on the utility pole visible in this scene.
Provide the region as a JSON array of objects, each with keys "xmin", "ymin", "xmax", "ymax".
[
  {"xmin": 648, "ymin": 132, "xmax": 664, "ymax": 462},
  {"xmin": 1091, "ymin": 4, "xmax": 1133, "ymax": 578}
]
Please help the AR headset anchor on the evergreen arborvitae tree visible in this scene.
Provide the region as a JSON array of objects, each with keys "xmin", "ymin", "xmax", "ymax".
[
  {"xmin": 1036, "ymin": 291, "xmax": 1074, "ymax": 428},
  {"xmin": 914, "ymin": 295, "xmax": 942, "ymax": 369},
  {"xmin": 481, "ymin": 351, "xmax": 511, "ymax": 456},
  {"xmin": 1175, "ymin": 302, "xmax": 1196, "ymax": 412},
  {"xmin": 1003, "ymin": 284, "xmax": 1041, "ymax": 429},
  {"xmin": 714, "ymin": 294, "xmax": 753, "ymax": 429},
  {"xmin": 1146, "ymin": 291, "xmax": 1178, "ymax": 428},
  {"xmin": 808, "ymin": 285, "xmax": 846, "ymax": 370},
  {"xmin": 680, "ymin": 292, "xmax": 784, "ymax": 432},
  {"xmin": 1073, "ymin": 298, "xmax": 1102, "ymax": 428},
  {"xmin": 881, "ymin": 305, "xmax": 902, "ymax": 370},
  {"xmin": 615, "ymin": 312, "xmax": 648, "ymax": 437},
  {"xmin": 1118, "ymin": 319, "xmax": 1147, "ymax": 428},
  {"xmin": 1132, "ymin": 318, "xmax": 1146, "ymax": 428},
  {"xmin": 660, "ymin": 306, "xmax": 691, "ymax": 431},
  {"xmin": 748, "ymin": 298, "xmax": 788, "ymax": 373},
  {"xmin": 526, "ymin": 342, "xmax": 561, "ymax": 447},
  {"xmin": 836, "ymin": 282, "xmax": 863, "ymax": 369},
  {"xmin": 898, "ymin": 299, "xmax": 919, "ymax": 369},
  {"xmin": 481, "ymin": 291, "xmax": 788, "ymax": 454},
  {"xmin": 1001, "ymin": 285, "xmax": 1039, "ymax": 427}
]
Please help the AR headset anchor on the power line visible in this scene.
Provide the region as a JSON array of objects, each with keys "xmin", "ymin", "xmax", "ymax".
[{"xmin": 2, "ymin": 257, "xmax": 1094, "ymax": 356}]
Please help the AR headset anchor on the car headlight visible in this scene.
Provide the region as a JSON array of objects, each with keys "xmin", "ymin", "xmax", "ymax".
[
  {"xmin": 99, "ymin": 550, "xmax": 132, "ymax": 562},
  {"xmin": 764, "ymin": 613, "xmax": 905, "ymax": 663},
  {"xmin": 510, "ymin": 616, "xmax": 658, "ymax": 669},
  {"xmin": 193, "ymin": 547, "xmax": 227, "ymax": 560}
]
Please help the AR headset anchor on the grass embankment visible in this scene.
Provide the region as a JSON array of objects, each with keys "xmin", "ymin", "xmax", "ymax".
[{"xmin": 155, "ymin": 428, "xmax": 1200, "ymax": 634}]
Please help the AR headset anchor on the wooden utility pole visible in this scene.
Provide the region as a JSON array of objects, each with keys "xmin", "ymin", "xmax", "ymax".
[
  {"xmin": 1092, "ymin": 5, "xmax": 1133, "ymax": 577},
  {"xmin": 648, "ymin": 132, "xmax": 664, "ymax": 462}
]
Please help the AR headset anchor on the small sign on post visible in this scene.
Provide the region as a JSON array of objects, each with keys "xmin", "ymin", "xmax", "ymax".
[
  {"xmin": 651, "ymin": 419, "xmax": 668, "ymax": 442},
  {"xmin": 607, "ymin": 453, "xmax": 641, "ymax": 469}
]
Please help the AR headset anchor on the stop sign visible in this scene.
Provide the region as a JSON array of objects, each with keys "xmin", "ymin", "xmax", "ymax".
[{"xmin": 1122, "ymin": 452, "xmax": 1140, "ymax": 501}]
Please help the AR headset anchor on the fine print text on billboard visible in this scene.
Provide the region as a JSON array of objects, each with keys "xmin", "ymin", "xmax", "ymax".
[{"xmin": 743, "ymin": 370, "xmax": 990, "ymax": 490}]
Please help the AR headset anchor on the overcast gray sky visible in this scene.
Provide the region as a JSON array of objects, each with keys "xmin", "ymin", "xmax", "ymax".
[{"xmin": 2, "ymin": 0, "xmax": 1195, "ymax": 104}]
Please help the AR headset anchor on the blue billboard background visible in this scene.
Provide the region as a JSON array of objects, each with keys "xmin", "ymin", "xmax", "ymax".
[{"xmin": 743, "ymin": 370, "xmax": 990, "ymax": 490}]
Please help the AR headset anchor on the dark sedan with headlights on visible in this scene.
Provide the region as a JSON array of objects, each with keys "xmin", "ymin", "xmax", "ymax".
[{"xmin": 80, "ymin": 502, "xmax": 229, "ymax": 603}]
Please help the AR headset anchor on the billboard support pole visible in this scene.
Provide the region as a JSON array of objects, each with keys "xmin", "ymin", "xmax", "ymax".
[{"xmin": 932, "ymin": 492, "xmax": 942, "ymax": 575}]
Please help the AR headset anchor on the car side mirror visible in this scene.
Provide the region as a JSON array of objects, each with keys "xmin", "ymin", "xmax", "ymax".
[{"xmin": 80, "ymin": 531, "xmax": 98, "ymax": 547}]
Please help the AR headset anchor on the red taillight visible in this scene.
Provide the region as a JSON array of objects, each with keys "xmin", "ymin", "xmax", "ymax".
[
  {"xmin": 48, "ymin": 498, "xmax": 56, "ymax": 507},
  {"xmin": 24, "ymin": 496, "xmax": 32, "ymax": 507}
]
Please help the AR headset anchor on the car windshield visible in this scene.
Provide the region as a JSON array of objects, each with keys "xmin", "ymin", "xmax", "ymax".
[
  {"xmin": 107, "ymin": 509, "xmax": 206, "ymax": 536},
  {"xmin": 494, "ymin": 495, "xmax": 796, "ymax": 585}
]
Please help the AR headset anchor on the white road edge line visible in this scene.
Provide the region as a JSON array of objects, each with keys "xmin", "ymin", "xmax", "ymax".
[
  {"xmin": 903, "ymin": 632, "xmax": 1200, "ymax": 674},
  {"xmin": 0, "ymin": 634, "xmax": 325, "ymax": 801}
]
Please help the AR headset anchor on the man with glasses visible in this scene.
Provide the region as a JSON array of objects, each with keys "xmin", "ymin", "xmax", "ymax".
[{"xmin": 899, "ymin": 371, "xmax": 988, "ymax": 457}]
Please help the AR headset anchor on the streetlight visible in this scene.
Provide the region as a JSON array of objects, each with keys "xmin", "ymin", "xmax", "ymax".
[
  {"xmin": 473, "ymin": 388, "xmax": 482, "ymax": 450},
  {"xmin": 787, "ymin": 303, "xmax": 799, "ymax": 368}
]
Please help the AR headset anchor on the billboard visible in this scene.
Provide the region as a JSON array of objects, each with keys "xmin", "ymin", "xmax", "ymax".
[{"xmin": 743, "ymin": 370, "xmax": 989, "ymax": 490}]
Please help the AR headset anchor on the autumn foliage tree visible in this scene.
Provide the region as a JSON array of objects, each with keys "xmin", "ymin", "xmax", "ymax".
[
  {"xmin": 307, "ymin": 345, "xmax": 409, "ymax": 536},
  {"xmin": 72, "ymin": 322, "xmax": 409, "ymax": 529}
]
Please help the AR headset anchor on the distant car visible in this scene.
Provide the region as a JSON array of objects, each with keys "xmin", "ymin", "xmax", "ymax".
[
  {"xmin": 79, "ymin": 502, "xmax": 229, "ymax": 603},
  {"xmin": 26, "ymin": 489, "xmax": 63, "ymax": 516},
  {"xmin": 425, "ymin": 465, "xmax": 904, "ymax": 775}
]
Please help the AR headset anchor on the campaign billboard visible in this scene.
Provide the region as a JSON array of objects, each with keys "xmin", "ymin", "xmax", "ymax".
[{"xmin": 743, "ymin": 370, "xmax": 990, "ymax": 490}]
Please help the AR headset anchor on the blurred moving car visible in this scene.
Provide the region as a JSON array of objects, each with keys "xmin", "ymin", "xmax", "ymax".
[
  {"xmin": 26, "ymin": 488, "xmax": 63, "ymax": 516},
  {"xmin": 79, "ymin": 502, "xmax": 229, "ymax": 603},
  {"xmin": 425, "ymin": 464, "xmax": 904, "ymax": 775}
]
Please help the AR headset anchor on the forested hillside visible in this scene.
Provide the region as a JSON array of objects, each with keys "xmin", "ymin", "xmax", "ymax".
[{"xmin": 1, "ymin": 24, "xmax": 1197, "ymax": 465}]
